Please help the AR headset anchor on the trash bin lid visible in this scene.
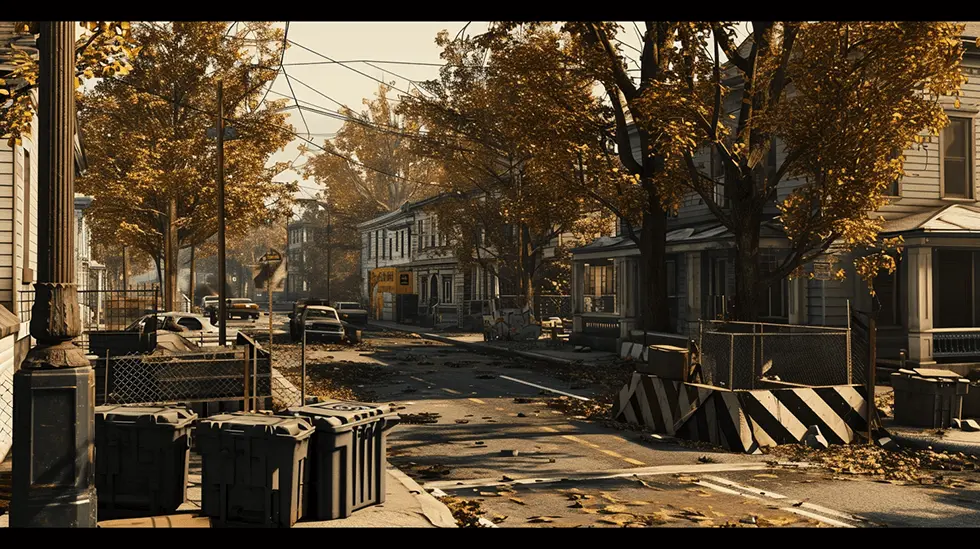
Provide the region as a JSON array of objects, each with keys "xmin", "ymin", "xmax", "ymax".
[
  {"xmin": 285, "ymin": 399, "xmax": 394, "ymax": 427},
  {"xmin": 200, "ymin": 412, "xmax": 314, "ymax": 439},
  {"xmin": 96, "ymin": 405, "xmax": 197, "ymax": 428},
  {"xmin": 913, "ymin": 368, "xmax": 963, "ymax": 379}
]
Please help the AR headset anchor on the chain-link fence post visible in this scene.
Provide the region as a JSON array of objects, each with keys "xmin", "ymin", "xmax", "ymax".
[
  {"xmin": 846, "ymin": 300, "xmax": 853, "ymax": 384},
  {"xmin": 301, "ymin": 327, "xmax": 307, "ymax": 405},
  {"xmin": 252, "ymin": 346, "xmax": 258, "ymax": 411}
]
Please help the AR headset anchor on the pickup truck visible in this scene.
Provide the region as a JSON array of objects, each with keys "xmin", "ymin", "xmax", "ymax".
[{"xmin": 333, "ymin": 301, "xmax": 368, "ymax": 325}]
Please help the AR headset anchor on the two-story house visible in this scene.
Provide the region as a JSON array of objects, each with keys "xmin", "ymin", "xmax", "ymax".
[{"xmin": 570, "ymin": 23, "xmax": 980, "ymax": 371}]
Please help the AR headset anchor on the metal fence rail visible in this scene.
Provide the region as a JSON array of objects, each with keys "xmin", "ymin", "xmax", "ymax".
[{"xmin": 697, "ymin": 320, "xmax": 854, "ymax": 389}]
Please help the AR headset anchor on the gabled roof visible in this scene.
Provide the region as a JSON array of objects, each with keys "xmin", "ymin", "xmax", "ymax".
[{"xmin": 881, "ymin": 204, "xmax": 980, "ymax": 235}]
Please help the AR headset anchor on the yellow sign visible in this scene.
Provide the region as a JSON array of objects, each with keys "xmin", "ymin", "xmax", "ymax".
[{"xmin": 396, "ymin": 270, "xmax": 413, "ymax": 294}]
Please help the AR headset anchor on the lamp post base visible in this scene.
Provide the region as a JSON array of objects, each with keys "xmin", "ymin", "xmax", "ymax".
[{"xmin": 10, "ymin": 363, "xmax": 97, "ymax": 528}]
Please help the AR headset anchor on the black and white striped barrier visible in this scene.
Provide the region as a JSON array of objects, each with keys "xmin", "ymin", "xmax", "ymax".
[{"xmin": 612, "ymin": 373, "xmax": 869, "ymax": 453}]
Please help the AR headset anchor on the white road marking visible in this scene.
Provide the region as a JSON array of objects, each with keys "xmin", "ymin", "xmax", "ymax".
[
  {"xmin": 699, "ymin": 475, "xmax": 864, "ymax": 527},
  {"xmin": 498, "ymin": 375, "xmax": 591, "ymax": 401},
  {"xmin": 423, "ymin": 461, "xmax": 810, "ymax": 491}
]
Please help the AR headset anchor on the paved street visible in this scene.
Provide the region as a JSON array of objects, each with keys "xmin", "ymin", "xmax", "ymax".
[{"xmin": 305, "ymin": 327, "xmax": 980, "ymax": 528}]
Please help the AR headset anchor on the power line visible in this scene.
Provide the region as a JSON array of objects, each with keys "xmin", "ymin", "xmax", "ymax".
[
  {"xmin": 286, "ymin": 38, "xmax": 414, "ymax": 97},
  {"xmin": 282, "ymin": 67, "xmax": 310, "ymax": 138},
  {"xmin": 283, "ymin": 59, "xmax": 445, "ymax": 68}
]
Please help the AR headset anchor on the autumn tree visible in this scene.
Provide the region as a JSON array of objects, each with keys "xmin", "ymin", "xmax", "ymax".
[
  {"xmin": 0, "ymin": 21, "xmax": 138, "ymax": 146},
  {"xmin": 77, "ymin": 21, "xmax": 297, "ymax": 311},
  {"xmin": 400, "ymin": 27, "xmax": 610, "ymax": 309},
  {"xmin": 667, "ymin": 22, "xmax": 966, "ymax": 320},
  {"xmin": 300, "ymin": 83, "xmax": 443, "ymax": 296}
]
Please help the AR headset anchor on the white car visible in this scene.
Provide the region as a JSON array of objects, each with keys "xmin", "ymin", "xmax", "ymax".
[
  {"xmin": 126, "ymin": 312, "xmax": 238, "ymax": 347},
  {"xmin": 301, "ymin": 306, "xmax": 346, "ymax": 343}
]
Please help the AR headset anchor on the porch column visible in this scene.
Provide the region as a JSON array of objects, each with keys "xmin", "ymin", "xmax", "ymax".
[
  {"xmin": 571, "ymin": 260, "xmax": 585, "ymax": 333},
  {"xmin": 788, "ymin": 275, "xmax": 808, "ymax": 325},
  {"xmin": 906, "ymin": 246, "xmax": 934, "ymax": 365},
  {"xmin": 686, "ymin": 252, "xmax": 701, "ymax": 336},
  {"xmin": 12, "ymin": 22, "xmax": 95, "ymax": 528}
]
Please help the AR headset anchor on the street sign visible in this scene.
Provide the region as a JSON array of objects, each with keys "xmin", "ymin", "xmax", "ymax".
[
  {"xmin": 207, "ymin": 126, "xmax": 239, "ymax": 140},
  {"xmin": 254, "ymin": 248, "xmax": 286, "ymax": 292},
  {"xmin": 813, "ymin": 261, "xmax": 834, "ymax": 281}
]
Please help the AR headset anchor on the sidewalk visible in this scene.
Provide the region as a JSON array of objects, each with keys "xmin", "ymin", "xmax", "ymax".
[
  {"xmin": 368, "ymin": 319, "xmax": 619, "ymax": 366},
  {"xmin": 0, "ymin": 452, "xmax": 456, "ymax": 528}
]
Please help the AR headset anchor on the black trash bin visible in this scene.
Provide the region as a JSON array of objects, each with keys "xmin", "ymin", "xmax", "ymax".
[
  {"xmin": 196, "ymin": 412, "xmax": 314, "ymax": 527},
  {"xmin": 94, "ymin": 405, "xmax": 197, "ymax": 518},
  {"xmin": 283, "ymin": 399, "xmax": 400, "ymax": 520}
]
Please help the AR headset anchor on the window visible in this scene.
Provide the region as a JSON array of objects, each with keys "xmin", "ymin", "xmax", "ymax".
[
  {"xmin": 375, "ymin": 231, "xmax": 380, "ymax": 260},
  {"xmin": 407, "ymin": 227, "xmax": 412, "ymax": 257},
  {"xmin": 177, "ymin": 317, "xmax": 203, "ymax": 331},
  {"xmin": 756, "ymin": 252, "xmax": 788, "ymax": 321},
  {"xmin": 420, "ymin": 275, "xmax": 428, "ymax": 302},
  {"xmin": 442, "ymin": 275, "xmax": 453, "ymax": 303},
  {"xmin": 388, "ymin": 237, "xmax": 392, "ymax": 259},
  {"xmin": 417, "ymin": 220, "xmax": 424, "ymax": 250},
  {"xmin": 430, "ymin": 218, "xmax": 436, "ymax": 248},
  {"xmin": 710, "ymin": 146, "xmax": 731, "ymax": 208},
  {"xmin": 943, "ymin": 117, "xmax": 973, "ymax": 198},
  {"xmin": 400, "ymin": 230, "xmax": 405, "ymax": 258}
]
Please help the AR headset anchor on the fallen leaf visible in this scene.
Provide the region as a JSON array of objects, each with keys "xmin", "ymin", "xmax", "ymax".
[
  {"xmin": 479, "ymin": 492, "xmax": 499, "ymax": 497},
  {"xmin": 626, "ymin": 501, "xmax": 651, "ymax": 506},
  {"xmin": 599, "ymin": 504, "xmax": 629, "ymax": 514}
]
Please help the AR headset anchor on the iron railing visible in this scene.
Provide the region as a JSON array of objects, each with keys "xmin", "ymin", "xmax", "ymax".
[{"xmin": 932, "ymin": 329, "xmax": 980, "ymax": 358}]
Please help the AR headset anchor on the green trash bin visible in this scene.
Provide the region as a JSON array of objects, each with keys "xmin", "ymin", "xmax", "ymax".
[
  {"xmin": 94, "ymin": 405, "xmax": 197, "ymax": 518},
  {"xmin": 196, "ymin": 412, "xmax": 314, "ymax": 528},
  {"xmin": 283, "ymin": 399, "xmax": 400, "ymax": 520}
]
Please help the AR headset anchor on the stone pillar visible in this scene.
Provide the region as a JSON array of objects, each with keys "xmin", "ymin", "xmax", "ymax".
[
  {"xmin": 906, "ymin": 246, "xmax": 934, "ymax": 365},
  {"xmin": 11, "ymin": 22, "xmax": 96, "ymax": 528},
  {"xmin": 618, "ymin": 257, "xmax": 637, "ymax": 343},
  {"xmin": 686, "ymin": 252, "xmax": 701, "ymax": 336}
]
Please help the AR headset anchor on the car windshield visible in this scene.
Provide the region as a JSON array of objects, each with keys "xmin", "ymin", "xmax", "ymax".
[
  {"xmin": 306, "ymin": 309, "xmax": 337, "ymax": 321},
  {"xmin": 231, "ymin": 298, "xmax": 251, "ymax": 303}
]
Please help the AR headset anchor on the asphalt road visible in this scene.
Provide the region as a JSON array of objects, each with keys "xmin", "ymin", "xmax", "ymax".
[{"xmin": 248, "ymin": 323, "xmax": 980, "ymax": 528}]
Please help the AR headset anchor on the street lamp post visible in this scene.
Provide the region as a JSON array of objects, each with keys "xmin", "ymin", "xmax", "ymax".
[{"xmin": 11, "ymin": 21, "xmax": 97, "ymax": 528}]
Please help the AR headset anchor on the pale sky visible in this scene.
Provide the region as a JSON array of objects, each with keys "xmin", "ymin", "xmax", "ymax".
[{"xmin": 231, "ymin": 21, "xmax": 748, "ymax": 206}]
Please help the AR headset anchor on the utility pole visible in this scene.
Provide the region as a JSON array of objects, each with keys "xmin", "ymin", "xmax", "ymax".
[
  {"xmin": 326, "ymin": 206, "xmax": 332, "ymax": 303},
  {"xmin": 122, "ymin": 245, "xmax": 130, "ymax": 290},
  {"xmin": 12, "ymin": 21, "xmax": 96, "ymax": 527},
  {"xmin": 217, "ymin": 79, "xmax": 227, "ymax": 345}
]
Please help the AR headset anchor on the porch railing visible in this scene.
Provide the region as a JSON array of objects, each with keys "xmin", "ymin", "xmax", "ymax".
[{"xmin": 932, "ymin": 328, "xmax": 980, "ymax": 358}]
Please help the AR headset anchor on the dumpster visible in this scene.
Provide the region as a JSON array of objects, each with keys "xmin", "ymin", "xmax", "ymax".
[
  {"xmin": 94, "ymin": 405, "xmax": 197, "ymax": 518},
  {"xmin": 196, "ymin": 412, "xmax": 314, "ymax": 527},
  {"xmin": 283, "ymin": 399, "xmax": 400, "ymax": 520},
  {"xmin": 891, "ymin": 368, "xmax": 970, "ymax": 428}
]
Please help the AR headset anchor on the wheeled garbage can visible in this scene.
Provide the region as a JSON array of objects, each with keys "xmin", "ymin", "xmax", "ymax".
[
  {"xmin": 283, "ymin": 399, "xmax": 400, "ymax": 520},
  {"xmin": 94, "ymin": 405, "xmax": 197, "ymax": 518},
  {"xmin": 196, "ymin": 412, "xmax": 314, "ymax": 527}
]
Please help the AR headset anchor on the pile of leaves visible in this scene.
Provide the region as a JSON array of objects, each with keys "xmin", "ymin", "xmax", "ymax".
[
  {"xmin": 764, "ymin": 443, "xmax": 980, "ymax": 484},
  {"xmin": 875, "ymin": 391, "xmax": 895, "ymax": 418},
  {"xmin": 438, "ymin": 497, "xmax": 491, "ymax": 528},
  {"xmin": 544, "ymin": 396, "xmax": 612, "ymax": 420}
]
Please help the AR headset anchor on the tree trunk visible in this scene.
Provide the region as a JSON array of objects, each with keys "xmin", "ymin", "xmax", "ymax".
[
  {"xmin": 189, "ymin": 245, "xmax": 196, "ymax": 307},
  {"xmin": 638, "ymin": 203, "xmax": 669, "ymax": 333},
  {"xmin": 732, "ymin": 215, "xmax": 762, "ymax": 323}
]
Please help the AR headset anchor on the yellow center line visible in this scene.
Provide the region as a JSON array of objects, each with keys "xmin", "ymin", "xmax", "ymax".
[
  {"xmin": 560, "ymin": 434, "xmax": 644, "ymax": 465},
  {"xmin": 468, "ymin": 398, "xmax": 486, "ymax": 404},
  {"xmin": 540, "ymin": 426, "xmax": 558, "ymax": 432},
  {"xmin": 623, "ymin": 458, "xmax": 646, "ymax": 466},
  {"xmin": 442, "ymin": 388, "xmax": 461, "ymax": 395}
]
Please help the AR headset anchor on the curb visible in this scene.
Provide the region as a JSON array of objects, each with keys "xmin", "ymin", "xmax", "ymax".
[
  {"xmin": 367, "ymin": 322, "xmax": 586, "ymax": 367},
  {"xmin": 387, "ymin": 467, "xmax": 458, "ymax": 528},
  {"xmin": 886, "ymin": 430, "xmax": 980, "ymax": 456}
]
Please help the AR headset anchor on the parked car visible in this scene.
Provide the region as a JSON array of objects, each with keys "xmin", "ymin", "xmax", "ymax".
[
  {"xmin": 289, "ymin": 297, "xmax": 331, "ymax": 341},
  {"xmin": 300, "ymin": 306, "xmax": 346, "ymax": 343},
  {"xmin": 333, "ymin": 301, "xmax": 368, "ymax": 325},
  {"xmin": 202, "ymin": 295, "xmax": 219, "ymax": 315},
  {"xmin": 227, "ymin": 297, "xmax": 260, "ymax": 320},
  {"xmin": 125, "ymin": 312, "xmax": 237, "ymax": 347}
]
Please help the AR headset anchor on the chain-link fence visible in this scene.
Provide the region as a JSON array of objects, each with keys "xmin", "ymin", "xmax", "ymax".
[
  {"xmin": 95, "ymin": 347, "xmax": 272, "ymax": 407},
  {"xmin": 697, "ymin": 320, "xmax": 854, "ymax": 389}
]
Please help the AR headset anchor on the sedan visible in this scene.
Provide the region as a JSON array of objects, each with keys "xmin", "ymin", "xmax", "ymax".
[{"xmin": 126, "ymin": 312, "xmax": 238, "ymax": 347}]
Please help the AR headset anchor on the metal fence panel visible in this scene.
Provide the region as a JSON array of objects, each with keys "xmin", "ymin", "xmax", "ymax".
[{"xmin": 697, "ymin": 320, "xmax": 855, "ymax": 390}]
